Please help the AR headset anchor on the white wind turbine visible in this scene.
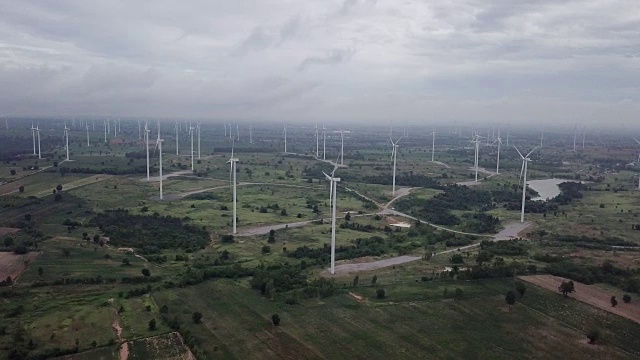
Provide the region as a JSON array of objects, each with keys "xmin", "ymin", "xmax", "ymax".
[
  {"xmin": 36, "ymin": 124, "xmax": 41, "ymax": 159},
  {"xmin": 471, "ymin": 134, "xmax": 482, "ymax": 183},
  {"xmin": 315, "ymin": 125, "xmax": 319, "ymax": 158},
  {"xmin": 514, "ymin": 146, "xmax": 538, "ymax": 223},
  {"xmin": 113, "ymin": 119, "xmax": 117, "ymax": 138},
  {"xmin": 197, "ymin": 122, "xmax": 201, "ymax": 159},
  {"xmin": 228, "ymin": 141, "xmax": 239, "ymax": 234},
  {"xmin": 334, "ymin": 129, "xmax": 350, "ymax": 165},
  {"xmin": 322, "ymin": 125, "xmax": 327, "ymax": 160},
  {"xmin": 154, "ymin": 129, "xmax": 164, "ymax": 200},
  {"xmin": 572, "ymin": 125, "xmax": 578, "ymax": 152},
  {"xmin": 540, "ymin": 127, "xmax": 544, "ymax": 149},
  {"xmin": 175, "ymin": 122, "xmax": 179, "ymax": 155},
  {"xmin": 390, "ymin": 137, "xmax": 402, "ymax": 195},
  {"xmin": 64, "ymin": 123, "xmax": 70, "ymax": 161},
  {"xmin": 249, "ymin": 124, "xmax": 254, "ymax": 144},
  {"xmin": 236, "ymin": 124, "xmax": 239, "ymax": 142},
  {"xmin": 189, "ymin": 125, "xmax": 195, "ymax": 171},
  {"xmin": 493, "ymin": 131, "xmax": 503, "ymax": 174},
  {"xmin": 30, "ymin": 123, "xmax": 36, "ymax": 155},
  {"xmin": 323, "ymin": 169, "xmax": 340, "ymax": 275},
  {"xmin": 430, "ymin": 129, "xmax": 436, "ymax": 162},
  {"xmin": 144, "ymin": 123, "xmax": 150, "ymax": 181},
  {"xmin": 138, "ymin": 120, "xmax": 141, "ymax": 140},
  {"xmin": 283, "ymin": 124, "xmax": 287, "ymax": 153},
  {"xmin": 634, "ymin": 138, "xmax": 640, "ymax": 189},
  {"xmin": 86, "ymin": 125, "xmax": 90, "ymax": 146}
]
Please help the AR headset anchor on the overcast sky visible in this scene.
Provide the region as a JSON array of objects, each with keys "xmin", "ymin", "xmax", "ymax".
[{"xmin": 1, "ymin": 0, "xmax": 639, "ymax": 125}]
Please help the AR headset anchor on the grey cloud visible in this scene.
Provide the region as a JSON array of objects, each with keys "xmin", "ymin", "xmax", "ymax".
[{"xmin": 298, "ymin": 48, "xmax": 356, "ymax": 71}]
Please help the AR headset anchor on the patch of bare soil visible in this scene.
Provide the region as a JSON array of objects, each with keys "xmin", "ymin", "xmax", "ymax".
[
  {"xmin": 0, "ymin": 227, "xmax": 20, "ymax": 236},
  {"xmin": 349, "ymin": 292, "xmax": 364, "ymax": 302},
  {"xmin": 570, "ymin": 249, "xmax": 640, "ymax": 269},
  {"xmin": 111, "ymin": 311, "xmax": 128, "ymax": 360},
  {"xmin": 0, "ymin": 251, "xmax": 39, "ymax": 283},
  {"xmin": 520, "ymin": 275, "xmax": 640, "ymax": 324}
]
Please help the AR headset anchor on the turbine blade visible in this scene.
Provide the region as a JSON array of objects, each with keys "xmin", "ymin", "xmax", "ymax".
[
  {"xmin": 513, "ymin": 145, "xmax": 524, "ymax": 159},
  {"xmin": 525, "ymin": 146, "xmax": 539, "ymax": 158}
]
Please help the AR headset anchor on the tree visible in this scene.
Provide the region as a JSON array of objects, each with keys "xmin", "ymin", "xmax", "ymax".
[
  {"xmin": 56, "ymin": 184, "xmax": 63, "ymax": 191},
  {"xmin": 192, "ymin": 312, "xmax": 203, "ymax": 324},
  {"xmin": 3, "ymin": 237, "xmax": 14, "ymax": 247},
  {"xmin": 37, "ymin": 267, "xmax": 43, "ymax": 277},
  {"xmin": 148, "ymin": 319, "xmax": 156, "ymax": 331},
  {"xmin": 505, "ymin": 290, "xmax": 516, "ymax": 308},
  {"xmin": 586, "ymin": 329, "xmax": 600, "ymax": 344},
  {"xmin": 610, "ymin": 296, "xmax": 618, "ymax": 307},
  {"xmin": 376, "ymin": 288, "xmax": 386, "ymax": 299},
  {"xmin": 10, "ymin": 169, "xmax": 16, "ymax": 175},
  {"xmin": 623, "ymin": 294, "xmax": 631, "ymax": 303},
  {"xmin": 353, "ymin": 275, "xmax": 359, "ymax": 287},
  {"xmin": 271, "ymin": 314, "xmax": 281, "ymax": 326},
  {"xmin": 371, "ymin": 275, "xmax": 377, "ymax": 285},
  {"xmin": 18, "ymin": 185, "xmax": 24, "ymax": 193},
  {"xmin": 450, "ymin": 254, "xmax": 464, "ymax": 264},
  {"xmin": 558, "ymin": 281, "xmax": 575, "ymax": 297},
  {"xmin": 142, "ymin": 268, "xmax": 151, "ymax": 277},
  {"xmin": 267, "ymin": 230, "xmax": 275, "ymax": 244},
  {"xmin": 475, "ymin": 251, "xmax": 493, "ymax": 266},
  {"xmin": 280, "ymin": 209, "xmax": 288, "ymax": 216},
  {"xmin": 345, "ymin": 213, "xmax": 351, "ymax": 221},
  {"xmin": 220, "ymin": 234, "xmax": 234, "ymax": 243},
  {"xmin": 515, "ymin": 281, "xmax": 526, "ymax": 297},
  {"xmin": 261, "ymin": 245, "xmax": 271, "ymax": 254}
]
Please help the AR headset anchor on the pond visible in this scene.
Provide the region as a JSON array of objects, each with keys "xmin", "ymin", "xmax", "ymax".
[{"xmin": 528, "ymin": 178, "xmax": 577, "ymax": 201}]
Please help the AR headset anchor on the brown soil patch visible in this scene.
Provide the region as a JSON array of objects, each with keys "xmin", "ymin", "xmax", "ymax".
[
  {"xmin": 349, "ymin": 292, "xmax": 364, "ymax": 302},
  {"xmin": 0, "ymin": 227, "xmax": 20, "ymax": 236},
  {"xmin": 520, "ymin": 275, "xmax": 640, "ymax": 324},
  {"xmin": 0, "ymin": 251, "xmax": 39, "ymax": 282}
]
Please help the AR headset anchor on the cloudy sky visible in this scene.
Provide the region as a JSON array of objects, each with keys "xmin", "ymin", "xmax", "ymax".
[{"xmin": 1, "ymin": 0, "xmax": 639, "ymax": 125}]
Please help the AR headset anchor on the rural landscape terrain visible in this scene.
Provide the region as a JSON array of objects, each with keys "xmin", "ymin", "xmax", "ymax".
[{"xmin": 1, "ymin": 120, "xmax": 639, "ymax": 359}]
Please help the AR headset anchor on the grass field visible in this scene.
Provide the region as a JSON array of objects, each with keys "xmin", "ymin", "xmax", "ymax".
[{"xmin": 153, "ymin": 279, "xmax": 640, "ymax": 360}]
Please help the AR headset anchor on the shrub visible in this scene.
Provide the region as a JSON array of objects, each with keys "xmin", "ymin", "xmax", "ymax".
[
  {"xmin": 376, "ymin": 288, "xmax": 386, "ymax": 299},
  {"xmin": 271, "ymin": 314, "xmax": 281, "ymax": 326},
  {"xmin": 623, "ymin": 294, "xmax": 631, "ymax": 303}
]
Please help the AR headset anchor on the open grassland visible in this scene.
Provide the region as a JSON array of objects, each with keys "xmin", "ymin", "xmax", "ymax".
[{"xmin": 153, "ymin": 279, "xmax": 640, "ymax": 360}]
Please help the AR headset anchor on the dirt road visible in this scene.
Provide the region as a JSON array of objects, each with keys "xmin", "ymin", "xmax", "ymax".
[
  {"xmin": 328, "ymin": 255, "xmax": 421, "ymax": 275},
  {"xmin": 520, "ymin": 275, "xmax": 640, "ymax": 324}
]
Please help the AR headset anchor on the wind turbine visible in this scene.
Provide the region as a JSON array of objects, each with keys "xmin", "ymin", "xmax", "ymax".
[
  {"xmin": 175, "ymin": 122, "xmax": 179, "ymax": 155},
  {"xmin": 315, "ymin": 125, "xmax": 319, "ymax": 158},
  {"xmin": 323, "ymin": 169, "xmax": 340, "ymax": 275},
  {"xmin": 197, "ymin": 122, "xmax": 201, "ymax": 159},
  {"xmin": 64, "ymin": 123, "xmax": 70, "ymax": 161},
  {"xmin": 582, "ymin": 126, "xmax": 586, "ymax": 149},
  {"xmin": 514, "ymin": 146, "xmax": 538, "ymax": 223},
  {"xmin": 390, "ymin": 137, "xmax": 402, "ymax": 195},
  {"xmin": 283, "ymin": 124, "xmax": 287, "ymax": 153},
  {"xmin": 113, "ymin": 119, "xmax": 117, "ymax": 138},
  {"xmin": 334, "ymin": 129, "xmax": 351, "ymax": 165},
  {"xmin": 493, "ymin": 131, "xmax": 503, "ymax": 174},
  {"xmin": 322, "ymin": 125, "xmax": 327, "ymax": 160},
  {"xmin": 236, "ymin": 124, "xmax": 239, "ymax": 142},
  {"xmin": 144, "ymin": 123, "xmax": 150, "ymax": 181},
  {"xmin": 138, "ymin": 120, "xmax": 141, "ymax": 140},
  {"xmin": 471, "ymin": 134, "xmax": 482, "ymax": 183},
  {"xmin": 573, "ymin": 125, "xmax": 578, "ymax": 152},
  {"xmin": 634, "ymin": 138, "xmax": 640, "ymax": 189},
  {"xmin": 228, "ymin": 141, "xmax": 239, "ymax": 234},
  {"xmin": 540, "ymin": 127, "xmax": 544, "ymax": 149},
  {"xmin": 154, "ymin": 130, "xmax": 164, "ymax": 200},
  {"xmin": 86, "ymin": 125, "xmax": 90, "ymax": 146},
  {"xmin": 30, "ymin": 123, "xmax": 36, "ymax": 155},
  {"xmin": 103, "ymin": 121, "xmax": 107, "ymax": 142},
  {"xmin": 35, "ymin": 124, "xmax": 41, "ymax": 159},
  {"xmin": 249, "ymin": 124, "xmax": 253, "ymax": 144},
  {"xmin": 430, "ymin": 129, "xmax": 436, "ymax": 162},
  {"xmin": 189, "ymin": 125, "xmax": 195, "ymax": 171}
]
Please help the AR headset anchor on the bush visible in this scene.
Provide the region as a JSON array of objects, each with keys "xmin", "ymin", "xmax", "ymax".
[
  {"xmin": 220, "ymin": 234, "xmax": 234, "ymax": 243},
  {"xmin": 376, "ymin": 288, "xmax": 386, "ymax": 299},
  {"xmin": 623, "ymin": 294, "xmax": 631, "ymax": 303},
  {"xmin": 587, "ymin": 328, "xmax": 600, "ymax": 344},
  {"xmin": 192, "ymin": 312, "xmax": 203, "ymax": 324},
  {"xmin": 148, "ymin": 319, "xmax": 157, "ymax": 331},
  {"xmin": 450, "ymin": 254, "xmax": 464, "ymax": 264},
  {"xmin": 271, "ymin": 314, "xmax": 281, "ymax": 326},
  {"xmin": 261, "ymin": 245, "xmax": 271, "ymax": 254}
]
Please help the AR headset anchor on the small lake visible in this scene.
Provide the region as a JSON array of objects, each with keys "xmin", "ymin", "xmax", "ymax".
[{"xmin": 528, "ymin": 178, "xmax": 577, "ymax": 201}]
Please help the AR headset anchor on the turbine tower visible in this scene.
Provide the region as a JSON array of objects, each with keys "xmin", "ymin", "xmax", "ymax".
[
  {"xmin": 323, "ymin": 169, "xmax": 340, "ymax": 275},
  {"xmin": 494, "ymin": 132, "xmax": 503, "ymax": 174},
  {"xmin": 36, "ymin": 125, "xmax": 41, "ymax": 159},
  {"xmin": 175, "ymin": 122, "xmax": 179, "ymax": 155},
  {"xmin": 430, "ymin": 130, "xmax": 436, "ymax": 162},
  {"xmin": 155, "ymin": 130, "xmax": 164, "ymax": 200},
  {"xmin": 315, "ymin": 125, "xmax": 319, "ymax": 158},
  {"xmin": 514, "ymin": 146, "xmax": 538, "ymax": 223},
  {"xmin": 322, "ymin": 125, "xmax": 327, "ymax": 160},
  {"xmin": 104, "ymin": 121, "xmax": 107, "ymax": 142},
  {"xmin": 189, "ymin": 125, "xmax": 195, "ymax": 171},
  {"xmin": 138, "ymin": 120, "xmax": 141, "ymax": 140},
  {"xmin": 283, "ymin": 124, "xmax": 287, "ymax": 153},
  {"xmin": 249, "ymin": 124, "xmax": 253, "ymax": 144},
  {"xmin": 471, "ymin": 134, "xmax": 482, "ymax": 183},
  {"xmin": 236, "ymin": 124, "xmax": 239, "ymax": 142},
  {"xmin": 634, "ymin": 138, "xmax": 640, "ymax": 189},
  {"xmin": 390, "ymin": 137, "xmax": 402, "ymax": 195},
  {"xmin": 86, "ymin": 125, "xmax": 90, "ymax": 146},
  {"xmin": 30, "ymin": 123, "xmax": 36, "ymax": 155},
  {"xmin": 144, "ymin": 123, "xmax": 150, "ymax": 181},
  {"xmin": 334, "ymin": 129, "xmax": 350, "ymax": 165},
  {"xmin": 64, "ymin": 123, "xmax": 70, "ymax": 161},
  {"xmin": 228, "ymin": 142, "xmax": 239, "ymax": 234},
  {"xmin": 197, "ymin": 122, "xmax": 201, "ymax": 159}
]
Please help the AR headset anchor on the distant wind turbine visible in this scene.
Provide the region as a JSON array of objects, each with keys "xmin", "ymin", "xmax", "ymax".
[
  {"xmin": 30, "ymin": 123, "xmax": 36, "ymax": 155},
  {"xmin": 228, "ymin": 141, "xmax": 239, "ymax": 234},
  {"xmin": 197, "ymin": 122, "xmax": 201, "ymax": 159},
  {"xmin": 430, "ymin": 130, "xmax": 436, "ymax": 162},
  {"xmin": 283, "ymin": 124, "xmax": 287, "ymax": 153},
  {"xmin": 144, "ymin": 123, "xmax": 150, "ymax": 181},
  {"xmin": 154, "ymin": 129, "xmax": 164, "ymax": 200},
  {"xmin": 36, "ymin": 124, "xmax": 41, "ymax": 159},
  {"xmin": 315, "ymin": 125, "xmax": 319, "ymax": 158},
  {"xmin": 322, "ymin": 125, "xmax": 327, "ymax": 160},
  {"xmin": 64, "ymin": 123, "xmax": 70, "ymax": 161},
  {"xmin": 86, "ymin": 125, "xmax": 90, "ymax": 147},
  {"xmin": 323, "ymin": 169, "xmax": 340, "ymax": 275},
  {"xmin": 390, "ymin": 136, "xmax": 402, "ymax": 195},
  {"xmin": 514, "ymin": 146, "xmax": 538, "ymax": 223},
  {"xmin": 493, "ymin": 131, "xmax": 503, "ymax": 174},
  {"xmin": 471, "ymin": 134, "xmax": 482, "ymax": 183},
  {"xmin": 189, "ymin": 125, "xmax": 195, "ymax": 171},
  {"xmin": 175, "ymin": 122, "xmax": 179, "ymax": 155}
]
